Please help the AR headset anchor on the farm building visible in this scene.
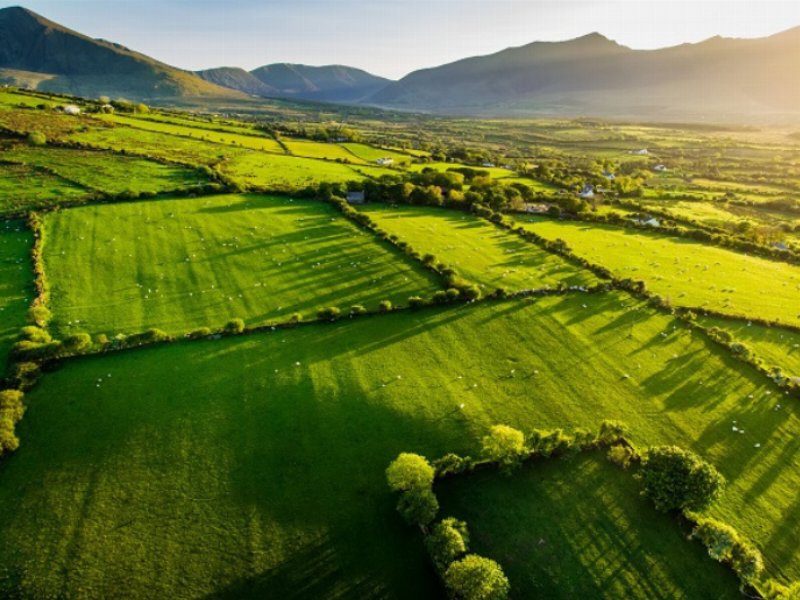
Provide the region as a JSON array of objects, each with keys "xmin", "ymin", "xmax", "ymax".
[
  {"xmin": 631, "ymin": 148, "xmax": 649, "ymax": 155},
  {"xmin": 578, "ymin": 184, "xmax": 594, "ymax": 199},
  {"xmin": 653, "ymin": 164, "xmax": 668, "ymax": 172},
  {"xmin": 375, "ymin": 157, "xmax": 394, "ymax": 166},
  {"xmin": 63, "ymin": 105, "xmax": 81, "ymax": 115},
  {"xmin": 346, "ymin": 191, "xmax": 366, "ymax": 204}
]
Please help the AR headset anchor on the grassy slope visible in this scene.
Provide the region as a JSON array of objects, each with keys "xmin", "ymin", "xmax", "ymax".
[
  {"xmin": 700, "ymin": 317, "xmax": 800, "ymax": 379},
  {"xmin": 517, "ymin": 217, "xmax": 800, "ymax": 325},
  {"xmin": 360, "ymin": 205, "xmax": 599, "ymax": 291},
  {"xmin": 222, "ymin": 153, "xmax": 393, "ymax": 189},
  {"xmin": 284, "ymin": 140, "xmax": 369, "ymax": 164},
  {"xmin": 0, "ymin": 221, "xmax": 32, "ymax": 376},
  {"xmin": 339, "ymin": 144, "xmax": 412, "ymax": 165},
  {"xmin": 42, "ymin": 194, "xmax": 443, "ymax": 337},
  {"xmin": 3, "ymin": 144, "xmax": 208, "ymax": 195},
  {"xmin": 0, "ymin": 163, "xmax": 87, "ymax": 215},
  {"xmin": 436, "ymin": 453, "xmax": 740, "ymax": 599},
  {"xmin": 1, "ymin": 293, "xmax": 799, "ymax": 599},
  {"xmin": 99, "ymin": 114, "xmax": 287, "ymax": 154}
]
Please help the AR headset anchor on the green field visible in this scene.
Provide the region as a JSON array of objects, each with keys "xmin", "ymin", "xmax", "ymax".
[
  {"xmin": 360, "ymin": 205, "xmax": 600, "ymax": 291},
  {"xmin": 100, "ymin": 114, "xmax": 287, "ymax": 154},
  {"xmin": 340, "ymin": 143, "xmax": 412, "ymax": 165},
  {"xmin": 283, "ymin": 139, "xmax": 369, "ymax": 164},
  {"xmin": 700, "ymin": 317, "xmax": 800, "ymax": 380},
  {"xmin": 223, "ymin": 152, "xmax": 393, "ymax": 189},
  {"xmin": 0, "ymin": 162, "xmax": 88, "ymax": 215},
  {"xmin": 0, "ymin": 221, "xmax": 32, "ymax": 376},
  {"xmin": 1, "ymin": 293, "xmax": 798, "ymax": 598},
  {"xmin": 437, "ymin": 452, "xmax": 741, "ymax": 598},
  {"xmin": 42, "ymin": 194, "xmax": 442, "ymax": 337},
  {"xmin": 2, "ymin": 144, "xmax": 208, "ymax": 195},
  {"xmin": 517, "ymin": 217, "xmax": 800, "ymax": 324},
  {"xmin": 406, "ymin": 161, "xmax": 517, "ymax": 180}
]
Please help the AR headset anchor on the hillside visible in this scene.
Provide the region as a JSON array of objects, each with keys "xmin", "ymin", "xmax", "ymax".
[
  {"xmin": 249, "ymin": 63, "xmax": 391, "ymax": 103},
  {"xmin": 195, "ymin": 67, "xmax": 276, "ymax": 97},
  {"xmin": 368, "ymin": 29, "xmax": 800, "ymax": 122},
  {"xmin": 0, "ymin": 6, "xmax": 245, "ymax": 101}
]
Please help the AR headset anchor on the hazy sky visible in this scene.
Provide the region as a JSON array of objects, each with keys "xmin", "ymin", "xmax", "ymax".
[{"xmin": 6, "ymin": 0, "xmax": 800, "ymax": 79}]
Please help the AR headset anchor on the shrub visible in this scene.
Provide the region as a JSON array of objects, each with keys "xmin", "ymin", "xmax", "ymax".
[
  {"xmin": 444, "ymin": 555, "xmax": 510, "ymax": 600},
  {"xmin": 10, "ymin": 362, "xmax": 40, "ymax": 390},
  {"xmin": 426, "ymin": 517, "xmax": 470, "ymax": 572},
  {"xmin": 27, "ymin": 305, "xmax": 51, "ymax": 327},
  {"xmin": 20, "ymin": 326, "xmax": 51, "ymax": 344},
  {"xmin": 224, "ymin": 318, "xmax": 245, "ymax": 334},
  {"xmin": 386, "ymin": 453, "xmax": 435, "ymax": 492},
  {"xmin": 432, "ymin": 290, "xmax": 449, "ymax": 305},
  {"xmin": 27, "ymin": 131, "xmax": 47, "ymax": 146},
  {"xmin": 597, "ymin": 420, "xmax": 628, "ymax": 446},
  {"xmin": 397, "ymin": 488, "xmax": 439, "ymax": 526},
  {"xmin": 0, "ymin": 415, "xmax": 20, "ymax": 455},
  {"xmin": 692, "ymin": 517, "xmax": 764, "ymax": 584},
  {"xmin": 63, "ymin": 332, "xmax": 92, "ymax": 353},
  {"xmin": 349, "ymin": 304, "xmax": 368, "ymax": 316},
  {"xmin": 432, "ymin": 453, "xmax": 473, "ymax": 478},
  {"xmin": 445, "ymin": 288, "xmax": 462, "ymax": 301},
  {"xmin": 187, "ymin": 327, "xmax": 212, "ymax": 339},
  {"xmin": 317, "ymin": 306, "xmax": 342, "ymax": 321},
  {"xmin": 639, "ymin": 446, "xmax": 725, "ymax": 512},
  {"xmin": 289, "ymin": 312, "xmax": 303, "ymax": 324},
  {"xmin": 378, "ymin": 300, "xmax": 393, "ymax": 313},
  {"xmin": 481, "ymin": 425, "xmax": 527, "ymax": 474},
  {"xmin": 607, "ymin": 444, "xmax": 635, "ymax": 469},
  {"xmin": 0, "ymin": 390, "xmax": 25, "ymax": 422},
  {"xmin": 460, "ymin": 285, "xmax": 482, "ymax": 301},
  {"xmin": 408, "ymin": 296, "xmax": 427, "ymax": 309}
]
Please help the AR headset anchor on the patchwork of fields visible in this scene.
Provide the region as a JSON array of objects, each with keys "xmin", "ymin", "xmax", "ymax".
[
  {"xmin": 1, "ymin": 89, "xmax": 800, "ymax": 599},
  {"xmin": 42, "ymin": 194, "xmax": 442, "ymax": 337}
]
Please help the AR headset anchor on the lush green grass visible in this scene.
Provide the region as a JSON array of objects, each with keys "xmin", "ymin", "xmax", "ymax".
[
  {"xmin": 340, "ymin": 143, "xmax": 412, "ymax": 165},
  {"xmin": 0, "ymin": 163, "xmax": 88, "ymax": 215},
  {"xmin": 405, "ymin": 161, "xmax": 517, "ymax": 180},
  {"xmin": 437, "ymin": 452, "xmax": 740, "ymax": 599},
  {"xmin": 516, "ymin": 217, "xmax": 800, "ymax": 324},
  {"xmin": 42, "ymin": 194, "xmax": 442, "ymax": 337},
  {"xmin": 283, "ymin": 139, "xmax": 369, "ymax": 164},
  {"xmin": 359, "ymin": 205, "xmax": 599, "ymax": 291},
  {"xmin": 68, "ymin": 126, "xmax": 250, "ymax": 166},
  {"xmin": 502, "ymin": 175, "xmax": 560, "ymax": 193},
  {"xmin": 99, "ymin": 114, "xmax": 287, "ymax": 154},
  {"xmin": 1, "ymin": 293, "xmax": 799, "ymax": 598},
  {"xmin": 3, "ymin": 144, "xmax": 208, "ymax": 195},
  {"xmin": 223, "ymin": 152, "xmax": 393, "ymax": 189},
  {"xmin": 0, "ymin": 221, "xmax": 32, "ymax": 376},
  {"xmin": 700, "ymin": 317, "xmax": 800, "ymax": 380},
  {"xmin": 0, "ymin": 108, "xmax": 90, "ymax": 139}
]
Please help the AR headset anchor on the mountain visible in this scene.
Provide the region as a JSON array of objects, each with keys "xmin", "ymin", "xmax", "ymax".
[
  {"xmin": 368, "ymin": 29, "xmax": 800, "ymax": 122},
  {"xmin": 0, "ymin": 6, "xmax": 245, "ymax": 101},
  {"xmin": 248, "ymin": 63, "xmax": 391, "ymax": 103},
  {"xmin": 196, "ymin": 67, "xmax": 277, "ymax": 97}
]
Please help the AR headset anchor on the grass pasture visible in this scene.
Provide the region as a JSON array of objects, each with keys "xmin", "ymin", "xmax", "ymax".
[
  {"xmin": 100, "ymin": 114, "xmax": 287, "ymax": 154},
  {"xmin": 42, "ymin": 194, "xmax": 442, "ymax": 337},
  {"xmin": 340, "ymin": 143, "xmax": 412, "ymax": 165},
  {"xmin": 516, "ymin": 217, "xmax": 800, "ymax": 324},
  {"xmin": 0, "ymin": 221, "xmax": 32, "ymax": 376},
  {"xmin": 437, "ymin": 452, "xmax": 741, "ymax": 599},
  {"xmin": 1, "ymin": 293, "xmax": 799, "ymax": 598},
  {"xmin": 359, "ymin": 205, "xmax": 600, "ymax": 291},
  {"xmin": 283, "ymin": 139, "xmax": 369, "ymax": 164},
  {"xmin": 2, "ymin": 144, "xmax": 209, "ymax": 196},
  {"xmin": 0, "ymin": 162, "xmax": 88, "ymax": 215}
]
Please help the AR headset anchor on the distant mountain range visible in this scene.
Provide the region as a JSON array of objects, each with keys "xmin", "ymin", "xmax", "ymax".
[
  {"xmin": 1, "ymin": 5, "xmax": 798, "ymax": 122},
  {"xmin": 198, "ymin": 63, "xmax": 389, "ymax": 103}
]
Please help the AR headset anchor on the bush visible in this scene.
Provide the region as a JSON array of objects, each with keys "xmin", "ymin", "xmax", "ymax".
[
  {"xmin": 397, "ymin": 488, "xmax": 439, "ymax": 526},
  {"xmin": 408, "ymin": 296, "xmax": 427, "ymax": 309},
  {"xmin": 317, "ymin": 306, "xmax": 342, "ymax": 321},
  {"xmin": 481, "ymin": 425, "xmax": 527, "ymax": 474},
  {"xmin": 349, "ymin": 304, "xmax": 368, "ymax": 316},
  {"xmin": 432, "ymin": 290, "xmax": 449, "ymax": 305},
  {"xmin": 432, "ymin": 453, "xmax": 473, "ymax": 478},
  {"xmin": 444, "ymin": 555, "xmax": 510, "ymax": 600},
  {"xmin": 607, "ymin": 444, "xmax": 635, "ymax": 469},
  {"xmin": 63, "ymin": 332, "xmax": 92, "ymax": 353},
  {"xmin": 692, "ymin": 517, "xmax": 764, "ymax": 584},
  {"xmin": 187, "ymin": 327, "xmax": 212, "ymax": 339},
  {"xmin": 446, "ymin": 288, "xmax": 462, "ymax": 301},
  {"xmin": 639, "ymin": 446, "xmax": 725, "ymax": 512},
  {"xmin": 224, "ymin": 318, "xmax": 245, "ymax": 334},
  {"xmin": 27, "ymin": 305, "xmax": 51, "ymax": 328},
  {"xmin": 0, "ymin": 390, "xmax": 25, "ymax": 422},
  {"xmin": 460, "ymin": 285, "xmax": 482, "ymax": 301},
  {"xmin": 378, "ymin": 300, "xmax": 393, "ymax": 313},
  {"xmin": 386, "ymin": 453, "xmax": 435, "ymax": 492},
  {"xmin": 426, "ymin": 517, "xmax": 470, "ymax": 572},
  {"xmin": 597, "ymin": 420, "xmax": 628, "ymax": 446},
  {"xmin": 27, "ymin": 131, "xmax": 47, "ymax": 146},
  {"xmin": 20, "ymin": 326, "xmax": 51, "ymax": 344}
]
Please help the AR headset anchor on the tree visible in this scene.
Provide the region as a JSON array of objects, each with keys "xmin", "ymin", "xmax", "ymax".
[
  {"xmin": 63, "ymin": 332, "xmax": 92, "ymax": 353},
  {"xmin": 444, "ymin": 555, "xmax": 510, "ymax": 600},
  {"xmin": 397, "ymin": 488, "xmax": 439, "ymax": 526},
  {"xmin": 386, "ymin": 453, "xmax": 435, "ymax": 492},
  {"xmin": 317, "ymin": 306, "xmax": 342, "ymax": 321},
  {"xmin": 224, "ymin": 318, "xmax": 245, "ymax": 334},
  {"xmin": 639, "ymin": 446, "xmax": 725, "ymax": 512},
  {"xmin": 425, "ymin": 517, "xmax": 469, "ymax": 572},
  {"xmin": 378, "ymin": 300, "xmax": 393, "ymax": 313},
  {"xmin": 27, "ymin": 131, "xmax": 46, "ymax": 146},
  {"xmin": 0, "ymin": 390, "xmax": 25, "ymax": 422},
  {"xmin": 481, "ymin": 425, "xmax": 526, "ymax": 473}
]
